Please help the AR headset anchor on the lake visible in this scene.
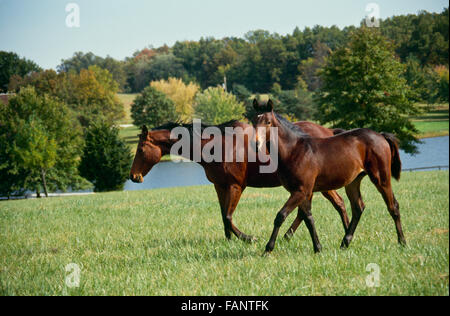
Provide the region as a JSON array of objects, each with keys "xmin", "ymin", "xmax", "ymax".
[{"xmin": 124, "ymin": 136, "xmax": 449, "ymax": 191}]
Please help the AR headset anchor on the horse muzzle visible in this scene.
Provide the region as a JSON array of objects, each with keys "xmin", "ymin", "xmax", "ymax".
[{"xmin": 130, "ymin": 173, "xmax": 144, "ymax": 183}]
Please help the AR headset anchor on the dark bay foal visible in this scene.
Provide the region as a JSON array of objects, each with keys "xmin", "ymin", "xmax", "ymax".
[{"xmin": 253, "ymin": 101, "xmax": 406, "ymax": 254}]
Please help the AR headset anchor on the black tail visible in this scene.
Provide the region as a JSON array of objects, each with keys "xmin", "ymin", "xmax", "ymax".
[
  {"xmin": 382, "ymin": 133, "xmax": 402, "ymax": 181},
  {"xmin": 333, "ymin": 128, "xmax": 347, "ymax": 136}
]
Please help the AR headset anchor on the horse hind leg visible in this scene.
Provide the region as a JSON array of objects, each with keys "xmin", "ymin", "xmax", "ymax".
[
  {"xmin": 341, "ymin": 174, "xmax": 366, "ymax": 249},
  {"xmin": 322, "ymin": 190, "xmax": 350, "ymax": 233},
  {"xmin": 283, "ymin": 208, "xmax": 303, "ymax": 241},
  {"xmin": 374, "ymin": 182, "xmax": 407, "ymax": 246}
]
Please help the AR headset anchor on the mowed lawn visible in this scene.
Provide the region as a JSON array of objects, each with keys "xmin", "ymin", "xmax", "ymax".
[{"xmin": 0, "ymin": 171, "xmax": 448, "ymax": 296}]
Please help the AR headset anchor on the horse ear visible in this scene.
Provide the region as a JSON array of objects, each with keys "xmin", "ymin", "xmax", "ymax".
[
  {"xmin": 253, "ymin": 98, "xmax": 259, "ymax": 110},
  {"xmin": 267, "ymin": 99, "xmax": 274, "ymax": 112},
  {"xmin": 142, "ymin": 125, "xmax": 148, "ymax": 135}
]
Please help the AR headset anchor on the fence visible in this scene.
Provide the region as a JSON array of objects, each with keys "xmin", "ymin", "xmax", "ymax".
[{"xmin": 402, "ymin": 165, "xmax": 449, "ymax": 172}]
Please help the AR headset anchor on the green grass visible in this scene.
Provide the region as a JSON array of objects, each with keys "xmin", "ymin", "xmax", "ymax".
[
  {"xmin": 412, "ymin": 104, "xmax": 449, "ymax": 138},
  {"xmin": 117, "ymin": 93, "xmax": 138, "ymax": 125},
  {"xmin": 1, "ymin": 171, "xmax": 448, "ymax": 296}
]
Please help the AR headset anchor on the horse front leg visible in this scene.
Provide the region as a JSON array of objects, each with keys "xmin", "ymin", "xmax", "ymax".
[
  {"xmin": 214, "ymin": 184, "xmax": 255, "ymax": 243},
  {"xmin": 265, "ymin": 191, "xmax": 306, "ymax": 254}
]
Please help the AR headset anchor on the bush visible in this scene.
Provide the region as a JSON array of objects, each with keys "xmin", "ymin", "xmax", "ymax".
[
  {"xmin": 79, "ymin": 121, "xmax": 132, "ymax": 192},
  {"xmin": 150, "ymin": 77, "xmax": 199, "ymax": 123},
  {"xmin": 131, "ymin": 86, "xmax": 177, "ymax": 128},
  {"xmin": 194, "ymin": 87, "xmax": 246, "ymax": 125}
]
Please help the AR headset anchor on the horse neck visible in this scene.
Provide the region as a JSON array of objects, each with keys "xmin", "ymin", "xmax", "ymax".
[
  {"xmin": 273, "ymin": 119, "xmax": 302, "ymax": 161},
  {"xmin": 155, "ymin": 127, "xmax": 207, "ymax": 163}
]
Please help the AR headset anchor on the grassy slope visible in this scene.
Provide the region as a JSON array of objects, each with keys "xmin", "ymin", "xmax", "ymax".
[{"xmin": 1, "ymin": 171, "xmax": 448, "ymax": 296}]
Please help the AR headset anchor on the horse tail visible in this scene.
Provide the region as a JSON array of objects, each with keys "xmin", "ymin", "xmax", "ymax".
[
  {"xmin": 381, "ymin": 132, "xmax": 402, "ymax": 181},
  {"xmin": 333, "ymin": 128, "xmax": 346, "ymax": 136}
]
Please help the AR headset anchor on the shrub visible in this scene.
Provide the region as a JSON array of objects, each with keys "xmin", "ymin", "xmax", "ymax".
[
  {"xmin": 131, "ymin": 86, "xmax": 177, "ymax": 128},
  {"xmin": 151, "ymin": 78, "xmax": 199, "ymax": 122},
  {"xmin": 194, "ymin": 87, "xmax": 246, "ymax": 125},
  {"xmin": 79, "ymin": 121, "xmax": 132, "ymax": 192}
]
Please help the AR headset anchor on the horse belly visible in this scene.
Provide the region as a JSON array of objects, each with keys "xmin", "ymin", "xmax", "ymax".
[
  {"xmin": 247, "ymin": 172, "xmax": 281, "ymax": 188},
  {"xmin": 314, "ymin": 164, "xmax": 364, "ymax": 192}
]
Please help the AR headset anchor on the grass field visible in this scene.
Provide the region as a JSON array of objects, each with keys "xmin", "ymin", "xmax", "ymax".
[
  {"xmin": 1, "ymin": 171, "xmax": 448, "ymax": 296},
  {"xmin": 412, "ymin": 104, "xmax": 449, "ymax": 138},
  {"xmin": 117, "ymin": 93, "xmax": 139, "ymax": 125}
]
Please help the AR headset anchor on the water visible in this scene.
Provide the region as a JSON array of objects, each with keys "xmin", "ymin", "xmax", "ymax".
[
  {"xmin": 400, "ymin": 136, "xmax": 449, "ymax": 170},
  {"xmin": 124, "ymin": 160, "xmax": 211, "ymax": 191},
  {"xmin": 125, "ymin": 136, "xmax": 449, "ymax": 191}
]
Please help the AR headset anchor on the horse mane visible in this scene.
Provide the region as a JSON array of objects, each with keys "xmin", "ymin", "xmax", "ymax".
[
  {"xmin": 152, "ymin": 120, "xmax": 241, "ymax": 134},
  {"xmin": 274, "ymin": 113, "xmax": 309, "ymax": 138}
]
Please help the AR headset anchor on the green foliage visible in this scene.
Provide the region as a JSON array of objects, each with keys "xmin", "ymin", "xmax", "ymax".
[
  {"xmin": 0, "ymin": 87, "xmax": 89, "ymax": 197},
  {"xmin": 231, "ymin": 84, "xmax": 254, "ymax": 120},
  {"xmin": 271, "ymin": 88, "xmax": 316, "ymax": 121},
  {"xmin": 194, "ymin": 87, "xmax": 246, "ymax": 125},
  {"xmin": 8, "ymin": 69, "xmax": 60, "ymax": 95},
  {"xmin": 0, "ymin": 51, "xmax": 41, "ymax": 92},
  {"xmin": 12, "ymin": 66, "xmax": 125, "ymax": 128},
  {"xmin": 316, "ymin": 28, "xmax": 420, "ymax": 154},
  {"xmin": 131, "ymin": 86, "xmax": 177, "ymax": 128},
  {"xmin": 60, "ymin": 65, "xmax": 125, "ymax": 127},
  {"xmin": 79, "ymin": 121, "xmax": 132, "ymax": 192},
  {"xmin": 151, "ymin": 78, "xmax": 200, "ymax": 123},
  {"xmin": 58, "ymin": 52, "xmax": 127, "ymax": 91}
]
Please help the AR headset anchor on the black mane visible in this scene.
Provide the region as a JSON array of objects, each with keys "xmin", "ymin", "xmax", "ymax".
[
  {"xmin": 153, "ymin": 120, "xmax": 240, "ymax": 134},
  {"xmin": 274, "ymin": 113, "xmax": 309, "ymax": 138}
]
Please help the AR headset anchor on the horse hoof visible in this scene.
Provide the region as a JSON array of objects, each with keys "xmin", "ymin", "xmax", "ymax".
[
  {"xmin": 262, "ymin": 251, "xmax": 271, "ymax": 257},
  {"xmin": 241, "ymin": 235, "xmax": 257, "ymax": 243}
]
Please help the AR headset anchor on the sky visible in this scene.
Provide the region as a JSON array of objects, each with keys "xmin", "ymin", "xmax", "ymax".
[{"xmin": 0, "ymin": 0, "xmax": 448, "ymax": 69}]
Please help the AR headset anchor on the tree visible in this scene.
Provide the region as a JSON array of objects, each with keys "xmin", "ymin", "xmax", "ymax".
[
  {"xmin": 0, "ymin": 87, "xmax": 89, "ymax": 197},
  {"xmin": 57, "ymin": 66, "xmax": 125, "ymax": 127},
  {"xmin": 316, "ymin": 28, "xmax": 420, "ymax": 154},
  {"xmin": 150, "ymin": 78, "xmax": 199, "ymax": 123},
  {"xmin": 0, "ymin": 51, "xmax": 41, "ymax": 92},
  {"xmin": 9, "ymin": 67, "xmax": 125, "ymax": 128},
  {"xmin": 131, "ymin": 86, "xmax": 177, "ymax": 128},
  {"xmin": 8, "ymin": 69, "xmax": 61, "ymax": 95},
  {"xmin": 58, "ymin": 52, "xmax": 127, "ymax": 91},
  {"xmin": 231, "ymin": 84, "xmax": 254, "ymax": 120},
  {"xmin": 434, "ymin": 65, "xmax": 449, "ymax": 103},
  {"xmin": 146, "ymin": 54, "xmax": 188, "ymax": 83},
  {"xmin": 271, "ymin": 88, "xmax": 316, "ymax": 121},
  {"xmin": 79, "ymin": 121, "xmax": 132, "ymax": 192},
  {"xmin": 299, "ymin": 41, "xmax": 331, "ymax": 91},
  {"xmin": 194, "ymin": 87, "xmax": 246, "ymax": 125}
]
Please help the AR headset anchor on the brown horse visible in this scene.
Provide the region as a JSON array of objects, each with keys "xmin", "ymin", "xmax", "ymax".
[
  {"xmin": 129, "ymin": 114, "xmax": 349, "ymax": 243},
  {"xmin": 253, "ymin": 101, "xmax": 406, "ymax": 254}
]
